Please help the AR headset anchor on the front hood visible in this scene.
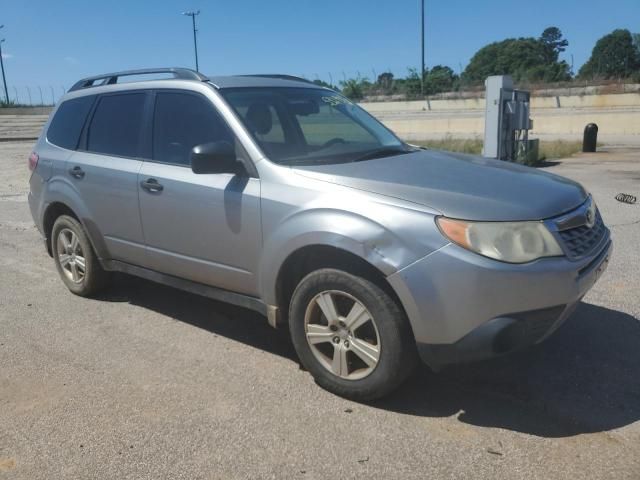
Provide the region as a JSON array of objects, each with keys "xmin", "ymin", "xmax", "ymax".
[{"xmin": 292, "ymin": 150, "xmax": 587, "ymax": 221}]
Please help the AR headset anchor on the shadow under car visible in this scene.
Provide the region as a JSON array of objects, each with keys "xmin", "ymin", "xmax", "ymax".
[{"xmin": 98, "ymin": 275, "xmax": 640, "ymax": 438}]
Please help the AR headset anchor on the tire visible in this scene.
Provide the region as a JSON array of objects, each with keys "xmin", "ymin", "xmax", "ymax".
[
  {"xmin": 289, "ymin": 268, "xmax": 417, "ymax": 401},
  {"xmin": 51, "ymin": 215, "xmax": 110, "ymax": 296}
]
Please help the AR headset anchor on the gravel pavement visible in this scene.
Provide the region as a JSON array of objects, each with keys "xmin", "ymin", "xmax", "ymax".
[{"xmin": 1, "ymin": 142, "xmax": 639, "ymax": 479}]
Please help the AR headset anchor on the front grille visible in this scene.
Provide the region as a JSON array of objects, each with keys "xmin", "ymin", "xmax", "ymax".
[{"xmin": 558, "ymin": 208, "xmax": 607, "ymax": 259}]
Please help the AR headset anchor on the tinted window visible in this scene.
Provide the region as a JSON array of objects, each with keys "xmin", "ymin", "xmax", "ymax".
[
  {"xmin": 296, "ymin": 100, "xmax": 375, "ymax": 146},
  {"xmin": 47, "ymin": 96, "xmax": 95, "ymax": 150},
  {"xmin": 235, "ymin": 103, "xmax": 285, "ymax": 144},
  {"xmin": 87, "ymin": 93, "xmax": 146, "ymax": 157},
  {"xmin": 152, "ymin": 92, "xmax": 233, "ymax": 166},
  {"xmin": 222, "ymin": 88, "xmax": 406, "ymax": 165}
]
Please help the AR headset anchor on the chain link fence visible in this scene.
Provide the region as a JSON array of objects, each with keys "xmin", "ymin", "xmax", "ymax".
[{"xmin": 1, "ymin": 85, "xmax": 67, "ymax": 107}]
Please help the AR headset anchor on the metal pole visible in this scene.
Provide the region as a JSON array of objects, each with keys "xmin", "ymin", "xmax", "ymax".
[
  {"xmin": 192, "ymin": 14, "xmax": 198, "ymax": 71},
  {"xmin": 183, "ymin": 11, "xmax": 200, "ymax": 71},
  {"xmin": 0, "ymin": 39, "xmax": 9, "ymax": 103},
  {"xmin": 570, "ymin": 54, "xmax": 574, "ymax": 76},
  {"xmin": 420, "ymin": 0, "xmax": 425, "ymax": 97}
]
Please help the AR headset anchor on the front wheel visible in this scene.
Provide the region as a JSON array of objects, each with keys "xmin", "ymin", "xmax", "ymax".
[{"xmin": 289, "ymin": 268, "xmax": 417, "ymax": 401}]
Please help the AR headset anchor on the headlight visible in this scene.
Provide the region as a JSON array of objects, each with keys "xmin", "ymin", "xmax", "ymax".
[{"xmin": 436, "ymin": 217, "xmax": 563, "ymax": 263}]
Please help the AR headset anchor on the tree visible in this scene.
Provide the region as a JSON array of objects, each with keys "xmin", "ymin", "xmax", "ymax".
[
  {"xmin": 540, "ymin": 27, "xmax": 569, "ymax": 62},
  {"xmin": 399, "ymin": 68, "xmax": 422, "ymax": 97},
  {"xmin": 463, "ymin": 37, "xmax": 546, "ymax": 83},
  {"xmin": 579, "ymin": 29, "xmax": 640, "ymax": 79},
  {"xmin": 526, "ymin": 61, "xmax": 572, "ymax": 83},
  {"xmin": 633, "ymin": 33, "xmax": 640, "ymax": 57},
  {"xmin": 312, "ymin": 79, "xmax": 337, "ymax": 90},
  {"xmin": 462, "ymin": 28, "xmax": 571, "ymax": 84},
  {"xmin": 376, "ymin": 72, "xmax": 395, "ymax": 95},
  {"xmin": 424, "ymin": 65, "xmax": 459, "ymax": 94},
  {"xmin": 340, "ymin": 78, "xmax": 366, "ymax": 100}
]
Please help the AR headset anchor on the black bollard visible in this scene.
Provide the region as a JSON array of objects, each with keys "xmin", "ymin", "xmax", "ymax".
[{"xmin": 583, "ymin": 123, "xmax": 598, "ymax": 152}]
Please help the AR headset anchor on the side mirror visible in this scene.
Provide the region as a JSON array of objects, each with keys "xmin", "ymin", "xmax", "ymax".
[{"xmin": 190, "ymin": 141, "xmax": 244, "ymax": 175}]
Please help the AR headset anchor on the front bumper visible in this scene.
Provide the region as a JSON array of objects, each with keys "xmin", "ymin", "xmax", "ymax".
[{"xmin": 388, "ymin": 238, "xmax": 612, "ymax": 369}]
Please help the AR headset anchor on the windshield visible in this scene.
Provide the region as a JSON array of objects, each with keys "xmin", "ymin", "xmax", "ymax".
[{"xmin": 220, "ymin": 87, "xmax": 410, "ymax": 165}]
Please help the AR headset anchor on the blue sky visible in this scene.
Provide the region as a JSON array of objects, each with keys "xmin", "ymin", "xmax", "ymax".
[{"xmin": 1, "ymin": 0, "xmax": 638, "ymax": 102}]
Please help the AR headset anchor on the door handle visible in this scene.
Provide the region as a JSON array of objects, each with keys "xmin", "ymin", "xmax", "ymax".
[
  {"xmin": 68, "ymin": 166, "xmax": 85, "ymax": 179},
  {"xmin": 140, "ymin": 178, "xmax": 164, "ymax": 193}
]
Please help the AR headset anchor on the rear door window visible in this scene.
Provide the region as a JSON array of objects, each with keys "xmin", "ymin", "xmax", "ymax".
[
  {"xmin": 151, "ymin": 91, "xmax": 234, "ymax": 166},
  {"xmin": 47, "ymin": 96, "xmax": 95, "ymax": 150},
  {"xmin": 86, "ymin": 92, "xmax": 147, "ymax": 157}
]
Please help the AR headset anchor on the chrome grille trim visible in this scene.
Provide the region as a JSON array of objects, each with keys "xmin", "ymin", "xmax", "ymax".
[{"xmin": 545, "ymin": 196, "xmax": 610, "ymax": 261}]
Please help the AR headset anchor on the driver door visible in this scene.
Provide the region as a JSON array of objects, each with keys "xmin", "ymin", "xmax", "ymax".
[{"xmin": 137, "ymin": 90, "xmax": 261, "ymax": 296}]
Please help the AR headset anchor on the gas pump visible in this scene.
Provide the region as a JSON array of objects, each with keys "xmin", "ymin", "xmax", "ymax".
[{"xmin": 483, "ymin": 75, "xmax": 538, "ymax": 165}]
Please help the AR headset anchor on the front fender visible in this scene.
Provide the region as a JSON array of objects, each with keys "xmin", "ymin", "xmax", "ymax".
[{"xmin": 258, "ymin": 207, "xmax": 445, "ymax": 305}]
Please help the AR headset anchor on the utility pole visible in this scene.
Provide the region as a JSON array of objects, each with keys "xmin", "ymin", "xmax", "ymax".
[
  {"xmin": 0, "ymin": 25, "xmax": 9, "ymax": 104},
  {"xmin": 182, "ymin": 10, "xmax": 200, "ymax": 71},
  {"xmin": 420, "ymin": 0, "xmax": 425, "ymax": 97}
]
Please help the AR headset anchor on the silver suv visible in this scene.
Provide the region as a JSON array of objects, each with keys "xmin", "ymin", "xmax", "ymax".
[{"xmin": 28, "ymin": 68, "xmax": 612, "ymax": 400}]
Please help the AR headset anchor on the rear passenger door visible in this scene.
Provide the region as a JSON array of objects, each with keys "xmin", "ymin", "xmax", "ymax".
[
  {"xmin": 68, "ymin": 91, "xmax": 148, "ymax": 263},
  {"xmin": 137, "ymin": 90, "xmax": 261, "ymax": 296}
]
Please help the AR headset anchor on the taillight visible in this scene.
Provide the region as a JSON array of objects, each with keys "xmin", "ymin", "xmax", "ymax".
[{"xmin": 28, "ymin": 152, "xmax": 39, "ymax": 171}]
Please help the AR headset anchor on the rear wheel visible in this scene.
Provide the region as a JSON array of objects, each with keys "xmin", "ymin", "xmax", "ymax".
[
  {"xmin": 51, "ymin": 215, "xmax": 110, "ymax": 296},
  {"xmin": 289, "ymin": 268, "xmax": 416, "ymax": 401}
]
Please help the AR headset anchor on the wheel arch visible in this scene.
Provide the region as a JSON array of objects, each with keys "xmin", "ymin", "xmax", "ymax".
[
  {"xmin": 42, "ymin": 199, "xmax": 108, "ymax": 260},
  {"xmin": 272, "ymin": 244, "xmax": 411, "ymax": 335}
]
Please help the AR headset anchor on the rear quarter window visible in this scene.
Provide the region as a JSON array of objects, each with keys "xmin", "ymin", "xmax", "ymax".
[{"xmin": 47, "ymin": 96, "xmax": 95, "ymax": 150}]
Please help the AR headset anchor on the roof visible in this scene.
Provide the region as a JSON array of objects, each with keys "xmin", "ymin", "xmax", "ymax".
[
  {"xmin": 69, "ymin": 68, "xmax": 209, "ymax": 92},
  {"xmin": 207, "ymin": 75, "xmax": 326, "ymax": 90},
  {"xmin": 66, "ymin": 68, "xmax": 328, "ymax": 95}
]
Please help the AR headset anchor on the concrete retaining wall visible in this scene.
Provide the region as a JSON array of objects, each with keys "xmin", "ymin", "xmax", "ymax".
[
  {"xmin": 373, "ymin": 110, "xmax": 640, "ymax": 144},
  {"xmin": 0, "ymin": 107, "xmax": 53, "ymax": 115},
  {"xmin": 0, "ymin": 115, "xmax": 48, "ymax": 141},
  {"xmin": 360, "ymin": 92, "xmax": 640, "ymax": 144},
  {"xmin": 2, "ymin": 92, "xmax": 639, "ymax": 145},
  {"xmin": 362, "ymin": 93, "xmax": 640, "ymax": 112}
]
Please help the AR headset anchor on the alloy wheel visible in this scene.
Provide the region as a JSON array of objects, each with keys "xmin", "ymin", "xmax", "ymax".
[
  {"xmin": 304, "ymin": 290, "xmax": 381, "ymax": 380},
  {"xmin": 56, "ymin": 228, "xmax": 86, "ymax": 283}
]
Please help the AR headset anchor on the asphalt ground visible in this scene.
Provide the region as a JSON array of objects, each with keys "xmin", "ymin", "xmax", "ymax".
[{"xmin": 1, "ymin": 142, "xmax": 639, "ymax": 479}]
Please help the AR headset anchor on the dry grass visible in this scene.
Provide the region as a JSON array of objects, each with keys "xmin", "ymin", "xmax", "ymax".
[
  {"xmin": 414, "ymin": 137, "xmax": 586, "ymax": 162},
  {"xmin": 537, "ymin": 140, "xmax": 585, "ymax": 161},
  {"xmin": 414, "ymin": 137, "xmax": 484, "ymax": 155}
]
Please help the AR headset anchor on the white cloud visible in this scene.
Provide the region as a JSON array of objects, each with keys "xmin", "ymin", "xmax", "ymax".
[
  {"xmin": 64, "ymin": 56, "xmax": 79, "ymax": 65},
  {"xmin": 1, "ymin": 53, "xmax": 13, "ymax": 60}
]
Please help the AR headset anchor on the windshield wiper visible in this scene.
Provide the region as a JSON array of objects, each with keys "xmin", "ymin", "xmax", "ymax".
[{"xmin": 352, "ymin": 147, "xmax": 411, "ymax": 162}]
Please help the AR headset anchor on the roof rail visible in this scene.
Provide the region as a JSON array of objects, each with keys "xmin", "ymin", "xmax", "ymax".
[
  {"xmin": 69, "ymin": 68, "xmax": 209, "ymax": 92},
  {"xmin": 239, "ymin": 74, "xmax": 318, "ymax": 85}
]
